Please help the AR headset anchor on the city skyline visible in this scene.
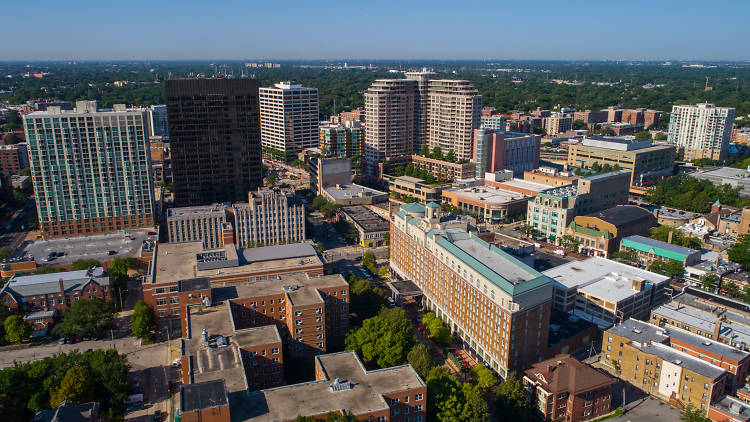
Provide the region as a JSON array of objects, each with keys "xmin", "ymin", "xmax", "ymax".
[{"xmin": 3, "ymin": 0, "xmax": 749, "ymax": 61}]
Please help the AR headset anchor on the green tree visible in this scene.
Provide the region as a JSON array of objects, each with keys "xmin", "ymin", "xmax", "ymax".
[
  {"xmin": 12, "ymin": 190, "xmax": 27, "ymax": 205},
  {"xmin": 108, "ymin": 256, "xmax": 135, "ymax": 292},
  {"xmin": 349, "ymin": 278, "xmax": 388, "ymax": 325},
  {"xmin": 345, "ymin": 315, "xmax": 411, "ymax": 368},
  {"xmin": 70, "ymin": 259, "xmax": 101, "ymax": 271},
  {"xmin": 635, "ymin": 130, "xmax": 652, "ymax": 139},
  {"xmin": 296, "ymin": 411, "xmax": 357, "ymax": 422},
  {"xmin": 699, "ymin": 273, "xmax": 719, "ymax": 292},
  {"xmin": 4, "ymin": 315, "xmax": 31, "ymax": 344},
  {"xmin": 431, "ymin": 146, "xmax": 444, "ymax": 160},
  {"xmin": 647, "ymin": 259, "xmax": 684, "ymax": 278},
  {"xmin": 4, "ymin": 133, "xmax": 20, "ymax": 144},
  {"xmin": 52, "ymin": 298, "xmax": 114, "ymax": 339},
  {"xmin": 420, "ymin": 144, "xmax": 430, "ymax": 157},
  {"xmin": 445, "ymin": 149, "xmax": 457, "ymax": 163},
  {"xmin": 0, "ymin": 249, "xmax": 12, "ymax": 261},
  {"xmin": 680, "ymin": 405, "xmax": 711, "ymax": 422},
  {"xmin": 422, "ymin": 312, "xmax": 452, "ymax": 346},
  {"xmin": 655, "ymin": 132, "xmax": 668, "ymax": 141},
  {"xmin": 407, "ymin": 344, "xmax": 436, "ymax": 379},
  {"xmin": 426, "ymin": 366, "xmax": 489, "ymax": 422},
  {"xmin": 33, "ymin": 266, "xmax": 64, "ymax": 275},
  {"xmin": 729, "ymin": 234, "xmax": 750, "ymax": 267},
  {"xmin": 494, "ymin": 375, "xmax": 539, "ymax": 421},
  {"xmin": 362, "ymin": 251, "xmax": 377, "ymax": 273},
  {"xmin": 470, "ymin": 364, "xmax": 498, "ymax": 391},
  {"xmin": 131, "ymin": 301, "xmax": 155, "ymax": 340},
  {"xmin": 572, "ymin": 119, "xmax": 586, "ymax": 130},
  {"xmin": 49, "ymin": 365, "xmax": 96, "ymax": 408},
  {"xmin": 312, "ymin": 195, "xmax": 329, "ymax": 210}
]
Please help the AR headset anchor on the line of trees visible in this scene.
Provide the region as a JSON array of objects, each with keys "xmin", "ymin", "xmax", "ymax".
[{"xmin": 646, "ymin": 175, "xmax": 750, "ymax": 213}]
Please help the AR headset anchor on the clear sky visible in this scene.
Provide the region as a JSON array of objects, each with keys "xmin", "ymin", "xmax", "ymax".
[{"xmin": 3, "ymin": 0, "xmax": 748, "ymax": 61}]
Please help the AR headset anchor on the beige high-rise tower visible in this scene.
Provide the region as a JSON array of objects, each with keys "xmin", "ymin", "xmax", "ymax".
[
  {"xmin": 260, "ymin": 81, "xmax": 319, "ymax": 159},
  {"xmin": 404, "ymin": 70, "xmax": 436, "ymax": 153},
  {"xmin": 363, "ymin": 79, "xmax": 417, "ymax": 174},
  {"xmin": 426, "ymin": 80, "xmax": 482, "ymax": 161}
]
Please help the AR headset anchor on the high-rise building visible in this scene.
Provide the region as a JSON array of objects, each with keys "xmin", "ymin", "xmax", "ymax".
[
  {"xmin": 147, "ymin": 105, "xmax": 169, "ymax": 138},
  {"xmin": 319, "ymin": 120, "xmax": 364, "ymax": 158},
  {"xmin": 391, "ymin": 202, "xmax": 553, "ymax": 378},
  {"xmin": 165, "ymin": 78, "xmax": 262, "ymax": 207},
  {"xmin": 259, "ymin": 81, "xmax": 319, "ymax": 159},
  {"xmin": 668, "ymin": 103, "xmax": 735, "ymax": 161},
  {"xmin": 364, "ymin": 79, "xmax": 417, "ymax": 173},
  {"xmin": 426, "ymin": 79, "xmax": 482, "ymax": 161},
  {"xmin": 480, "ymin": 114, "xmax": 507, "ymax": 130},
  {"xmin": 232, "ymin": 188, "xmax": 305, "ymax": 248},
  {"xmin": 404, "ymin": 69, "xmax": 436, "ymax": 153},
  {"xmin": 23, "ymin": 101, "xmax": 154, "ymax": 238},
  {"xmin": 473, "ymin": 129, "xmax": 540, "ymax": 176},
  {"xmin": 167, "ymin": 204, "xmax": 227, "ymax": 249},
  {"xmin": 542, "ymin": 114, "xmax": 573, "ymax": 136}
]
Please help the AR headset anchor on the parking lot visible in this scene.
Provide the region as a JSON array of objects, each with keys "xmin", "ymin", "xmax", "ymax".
[{"xmin": 17, "ymin": 229, "xmax": 155, "ymax": 265}]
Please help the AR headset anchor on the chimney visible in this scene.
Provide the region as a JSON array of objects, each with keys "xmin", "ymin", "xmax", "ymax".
[
  {"xmin": 713, "ymin": 320, "xmax": 722, "ymax": 340},
  {"xmin": 667, "ymin": 231, "xmax": 673, "ymax": 244},
  {"xmin": 59, "ymin": 278, "xmax": 66, "ymax": 307}
]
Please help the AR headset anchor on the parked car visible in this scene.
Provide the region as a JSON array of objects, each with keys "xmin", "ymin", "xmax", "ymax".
[
  {"xmin": 107, "ymin": 250, "xmax": 117, "ymax": 255},
  {"xmin": 553, "ymin": 249, "xmax": 565, "ymax": 256}
]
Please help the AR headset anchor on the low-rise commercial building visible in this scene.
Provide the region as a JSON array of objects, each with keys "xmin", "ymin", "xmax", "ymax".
[
  {"xmin": 544, "ymin": 257, "xmax": 670, "ymax": 327},
  {"xmin": 523, "ymin": 167, "xmax": 579, "ymax": 188},
  {"xmin": 567, "ymin": 136, "xmax": 675, "ymax": 189},
  {"xmin": 442, "ymin": 184, "xmax": 531, "ymax": 223},
  {"xmin": 391, "ymin": 202, "xmax": 554, "ymax": 378},
  {"xmin": 693, "ymin": 168, "xmax": 750, "ymax": 197},
  {"xmin": 385, "ymin": 175, "xmax": 445, "ymax": 203},
  {"xmin": 567, "ymin": 205, "xmax": 656, "ymax": 257},
  {"xmin": 233, "ymin": 188, "xmax": 305, "ymax": 248},
  {"xmin": 603, "ymin": 319, "xmax": 729, "ymax": 413},
  {"xmin": 340, "ymin": 206, "xmax": 390, "ymax": 248},
  {"xmin": 620, "ymin": 235, "xmax": 702, "ymax": 267},
  {"xmin": 527, "ymin": 171, "xmax": 631, "ymax": 243},
  {"xmin": 523, "ymin": 354, "xmax": 616, "ymax": 422},
  {"xmin": 410, "ymin": 154, "xmax": 475, "ymax": 181},
  {"xmin": 322, "ymin": 182, "xmax": 389, "ymax": 206},
  {"xmin": 1, "ymin": 267, "xmax": 112, "ymax": 314},
  {"xmin": 167, "ymin": 204, "xmax": 227, "ymax": 250}
]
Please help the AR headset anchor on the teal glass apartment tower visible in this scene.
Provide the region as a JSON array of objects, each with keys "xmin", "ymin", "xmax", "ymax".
[{"xmin": 23, "ymin": 101, "xmax": 155, "ymax": 238}]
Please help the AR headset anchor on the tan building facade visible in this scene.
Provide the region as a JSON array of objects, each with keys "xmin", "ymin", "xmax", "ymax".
[
  {"xmin": 426, "ymin": 80, "xmax": 482, "ymax": 161},
  {"xmin": 364, "ymin": 79, "xmax": 417, "ymax": 173},
  {"xmin": 410, "ymin": 154, "xmax": 475, "ymax": 180},
  {"xmin": 167, "ymin": 204, "xmax": 227, "ymax": 250},
  {"xmin": 232, "ymin": 188, "xmax": 304, "ymax": 248}
]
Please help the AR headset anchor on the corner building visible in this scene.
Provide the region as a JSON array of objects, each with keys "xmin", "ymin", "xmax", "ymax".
[{"xmin": 390, "ymin": 202, "xmax": 554, "ymax": 378}]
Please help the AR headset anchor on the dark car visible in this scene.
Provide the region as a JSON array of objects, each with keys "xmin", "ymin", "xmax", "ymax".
[{"xmin": 107, "ymin": 250, "xmax": 117, "ymax": 255}]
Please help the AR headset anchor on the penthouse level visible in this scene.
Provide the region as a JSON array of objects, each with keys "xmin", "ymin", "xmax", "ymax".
[{"xmin": 391, "ymin": 202, "xmax": 554, "ymax": 378}]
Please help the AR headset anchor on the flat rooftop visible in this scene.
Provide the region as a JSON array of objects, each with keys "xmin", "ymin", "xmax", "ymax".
[
  {"xmin": 444, "ymin": 185, "xmax": 527, "ymax": 204},
  {"xmin": 540, "ymin": 184, "xmax": 578, "ymax": 198},
  {"xmin": 215, "ymin": 273, "xmax": 348, "ymax": 307},
  {"xmin": 652, "ymin": 302, "xmax": 718, "ymax": 334},
  {"xmin": 152, "ymin": 242, "xmax": 323, "ymax": 285},
  {"xmin": 641, "ymin": 342, "xmax": 726, "ymax": 380},
  {"xmin": 167, "ymin": 204, "xmax": 226, "ymax": 218},
  {"xmin": 180, "ymin": 380, "xmax": 229, "ymax": 413},
  {"xmin": 341, "ymin": 206, "xmax": 389, "ymax": 233},
  {"xmin": 233, "ymin": 351, "xmax": 424, "ymax": 421},
  {"xmin": 581, "ymin": 136, "xmax": 654, "ymax": 151},
  {"xmin": 544, "ymin": 257, "xmax": 668, "ymax": 301},
  {"xmin": 324, "ymin": 183, "xmax": 387, "ymax": 201},
  {"xmin": 496, "ymin": 178, "xmax": 551, "ymax": 193},
  {"xmin": 695, "ymin": 167, "xmax": 750, "ymax": 181}
]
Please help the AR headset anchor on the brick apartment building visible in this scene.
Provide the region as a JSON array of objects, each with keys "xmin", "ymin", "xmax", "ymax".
[
  {"xmin": 523, "ymin": 354, "xmax": 616, "ymax": 421},
  {"xmin": 391, "ymin": 202, "xmax": 554, "ymax": 378},
  {"xmin": 1, "ymin": 267, "xmax": 112, "ymax": 314},
  {"xmin": 144, "ymin": 241, "xmax": 325, "ymax": 331},
  {"xmin": 0, "ymin": 143, "xmax": 28, "ymax": 175}
]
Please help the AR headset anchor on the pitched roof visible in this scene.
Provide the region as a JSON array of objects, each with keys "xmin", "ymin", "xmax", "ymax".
[
  {"xmin": 581, "ymin": 205, "xmax": 654, "ymax": 227},
  {"xmin": 1, "ymin": 268, "xmax": 110, "ymax": 299},
  {"xmin": 524, "ymin": 355, "xmax": 615, "ymax": 394},
  {"xmin": 621, "ymin": 235, "xmax": 699, "ymax": 261}
]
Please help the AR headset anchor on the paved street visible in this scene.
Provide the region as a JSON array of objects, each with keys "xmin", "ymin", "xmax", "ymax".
[
  {"xmin": 609, "ymin": 396, "xmax": 682, "ymax": 422},
  {"xmin": 0, "ymin": 199, "xmax": 34, "ymax": 252}
]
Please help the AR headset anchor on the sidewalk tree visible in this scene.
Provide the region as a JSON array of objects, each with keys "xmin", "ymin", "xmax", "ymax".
[
  {"xmin": 49, "ymin": 365, "xmax": 96, "ymax": 408},
  {"xmin": 494, "ymin": 375, "xmax": 539, "ymax": 421},
  {"xmin": 108, "ymin": 256, "xmax": 136, "ymax": 292},
  {"xmin": 699, "ymin": 273, "xmax": 719, "ymax": 292},
  {"xmin": 426, "ymin": 366, "xmax": 489, "ymax": 422},
  {"xmin": 131, "ymin": 301, "xmax": 155, "ymax": 340},
  {"xmin": 4, "ymin": 315, "xmax": 31, "ymax": 344},
  {"xmin": 470, "ymin": 364, "xmax": 498, "ymax": 391},
  {"xmin": 681, "ymin": 405, "xmax": 711, "ymax": 422},
  {"xmin": 407, "ymin": 344, "xmax": 436, "ymax": 379}
]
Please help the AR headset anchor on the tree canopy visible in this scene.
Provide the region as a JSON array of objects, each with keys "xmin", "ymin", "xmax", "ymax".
[
  {"xmin": 426, "ymin": 366, "xmax": 489, "ymax": 422},
  {"xmin": 406, "ymin": 344, "xmax": 436, "ymax": 380},
  {"xmin": 345, "ymin": 308, "xmax": 415, "ymax": 368},
  {"xmin": 494, "ymin": 375, "xmax": 542, "ymax": 422},
  {"xmin": 131, "ymin": 300, "xmax": 155, "ymax": 340},
  {"xmin": 3, "ymin": 315, "xmax": 31, "ymax": 344},
  {"xmin": 646, "ymin": 175, "xmax": 750, "ymax": 213},
  {"xmin": 52, "ymin": 298, "xmax": 114, "ymax": 339},
  {"xmin": 650, "ymin": 226, "xmax": 702, "ymax": 250}
]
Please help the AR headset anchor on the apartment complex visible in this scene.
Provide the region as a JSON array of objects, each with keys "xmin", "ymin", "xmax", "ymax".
[
  {"xmin": 260, "ymin": 81, "xmax": 319, "ymax": 158},
  {"xmin": 167, "ymin": 204, "xmax": 228, "ymax": 250},
  {"xmin": 523, "ymin": 355, "xmax": 616, "ymax": 422},
  {"xmin": 23, "ymin": 101, "xmax": 154, "ymax": 238},
  {"xmin": 165, "ymin": 78, "xmax": 262, "ymax": 206},
  {"xmin": 410, "ymin": 154, "xmax": 475, "ymax": 181},
  {"xmin": 238, "ymin": 351, "xmax": 426, "ymax": 421},
  {"xmin": 480, "ymin": 114, "xmax": 507, "ymax": 130},
  {"xmin": 147, "ymin": 105, "xmax": 169, "ymax": 138},
  {"xmin": 0, "ymin": 143, "xmax": 28, "ymax": 174},
  {"xmin": 473, "ymin": 129, "xmax": 540, "ymax": 177},
  {"xmin": 620, "ymin": 235, "xmax": 702, "ymax": 267},
  {"xmin": 391, "ymin": 202, "xmax": 554, "ymax": 378},
  {"xmin": 1, "ymin": 267, "xmax": 111, "ymax": 314},
  {"xmin": 668, "ymin": 103, "xmax": 736, "ymax": 161},
  {"xmin": 566, "ymin": 205, "xmax": 656, "ymax": 258},
  {"xmin": 527, "ymin": 171, "xmax": 630, "ymax": 243},
  {"xmin": 364, "ymin": 79, "xmax": 417, "ymax": 172},
  {"xmin": 179, "ymin": 380, "xmax": 231, "ymax": 422},
  {"xmin": 573, "ymin": 110, "xmax": 608, "ymax": 125},
  {"xmin": 603, "ymin": 319, "xmax": 734, "ymax": 412},
  {"xmin": 567, "ymin": 137, "xmax": 675, "ymax": 188},
  {"xmin": 145, "ymin": 241, "xmax": 325, "ymax": 330},
  {"xmin": 543, "ymin": 115, "xmax": 573, "ymax": 136},
  {"xmin": 426, "ymin": 79, "xmax": 482, "ymax": 161},
  {"xmin": 232, "ymin": 188, "xmax": 305, "ymax": 248},
  {"xmin": 319, "ymin": 120, "xmax": 364, "ymax": 158},
  {"xmin": 543, "ymin": 257, "xmax": 670, "ymax": 327}
]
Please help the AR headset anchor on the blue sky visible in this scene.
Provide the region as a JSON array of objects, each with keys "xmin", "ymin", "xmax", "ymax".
[{"xmin": 3, "ymin": 0, "xmax": 748, "ymax": 61}]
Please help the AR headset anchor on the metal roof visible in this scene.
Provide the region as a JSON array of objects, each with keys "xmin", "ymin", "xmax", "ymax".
[{"xmin": 621, "ymin": 235, "xmax": 699, "ymax": 261}]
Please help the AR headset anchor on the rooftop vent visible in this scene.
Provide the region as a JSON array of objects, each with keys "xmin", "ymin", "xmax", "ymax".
[
  {"xmin": 632, "ymin": 328, "xmax": 642, "ymax": 334},
  {"xmin": 330, "ymin": 378, "xmax": 353, "ymax": 392},
  {"xmin": 673, "ymin": 359, "xmax": 682, "ymax": 365},
  {"xmin": 702, "ymin": 341, "xmax": 712, "ymax": 346},
  {"xmin": 216, "ymin": 335, "xmax": 228, "ymax": 347},
  {"xmin": 283, "ymin": 285, "xmax": 300, "ymax": 292}
]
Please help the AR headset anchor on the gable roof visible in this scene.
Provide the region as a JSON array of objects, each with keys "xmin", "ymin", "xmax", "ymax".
[
  {"xmin": 621, "ymin": 235, "xmax": 699, "ymax": 261},
  {"xmin": 525, "ymin": 355, "xmax": 615, "ymax": 394}
]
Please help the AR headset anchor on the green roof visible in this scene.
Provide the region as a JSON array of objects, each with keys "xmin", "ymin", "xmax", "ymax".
[
  {"xmin": 620, "ymin": 235, "xmax": 697, "ymax": 262},
  {"xmin": 435, "ymin": 234, "xmax": 552, "ymax": 297},
  {"xmin": 568, "ymin": 222, "xmax": 613, "ymax": 239},
  {"xmin": 426, "ymin": 202, "xmax": 440, "ymax": 208},
  {"xmin": 400, "ymin": 202, "xmax": 425, "ymax": 213}
]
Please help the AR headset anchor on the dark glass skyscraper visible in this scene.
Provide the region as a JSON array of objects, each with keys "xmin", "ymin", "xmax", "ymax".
[{"xmin": 165, "ymin": 78, "xmax": 262, "ymax": 207}]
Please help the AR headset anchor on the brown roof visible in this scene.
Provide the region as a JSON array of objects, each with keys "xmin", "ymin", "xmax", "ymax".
[{"xmin": 524, "ymin": 354, "xmax": 615, "ymax": 394}]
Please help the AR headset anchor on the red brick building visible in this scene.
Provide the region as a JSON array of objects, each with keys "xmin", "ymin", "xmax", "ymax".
[
  {"xmin": 179, "ymin": 380, "xmax": 231, "ymax": 422},
  {"xmin": 0, "ymin": 143, "xmax": 28, "ymax": 175},
  {"xmin": 523, "ymin": 355, "xmax": 616, "ymax": 422},
  {"xmin": 1, "ymin": 267, "xmax": 112, "ymax": 313}
]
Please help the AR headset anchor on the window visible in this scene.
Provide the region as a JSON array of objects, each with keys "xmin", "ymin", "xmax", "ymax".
[
  {"xmin": 296, "ymin": 320, "xmax": 302, "ymax": 325},
  {"xmin": 415, "ymin": 393, "xmax": 423, "ymax": 401},
  {"xmin": 155, "ymin": 288, "xmax": 165, "ymax": 294},
  {"xmin": 272, "ymin": 348, "xmax": 279, "ymax": 354},
  {"xmin": 295, "ymin": 311, "xmax": 303, "ymax": 317},
  {"xmin": 169, "ymin": 285, "xmax": 179, "ymax": 292},
  {"xmin": 341, "ymin": 290, "xmax": 347, "ymax": 295},
  {"xmin": 170, "ymin": 297, "xmax": 179, "ymax": 304},
  {"xmin": 156, "ymin": 298, "xmax": 166, "ymax": 306},
  {"xmin": 272, "ymin": 358, "xmax": 279, "ymax": 364}
]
